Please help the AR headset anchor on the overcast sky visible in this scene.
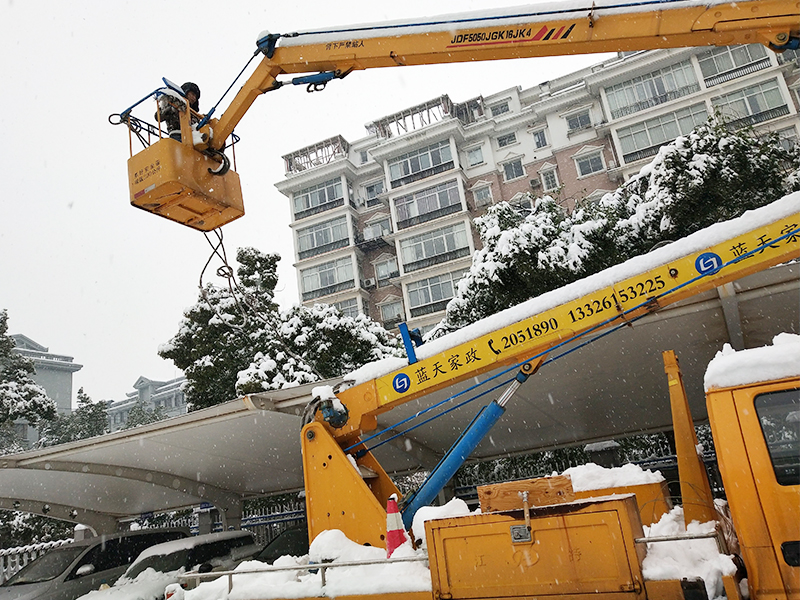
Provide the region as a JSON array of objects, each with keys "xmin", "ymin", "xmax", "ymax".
[{"xmin": 0, "ymin": 1, "xmax": 612, "ymax": 403}]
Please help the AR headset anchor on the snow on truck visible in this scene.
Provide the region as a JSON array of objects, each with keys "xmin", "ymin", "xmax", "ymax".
[{"xmin": 113, "ymin": 3, "xmax": 799, "ymax": 600}]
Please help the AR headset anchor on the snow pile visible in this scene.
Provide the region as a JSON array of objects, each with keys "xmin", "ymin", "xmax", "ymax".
[
  {"xmin": 410, "ymin": 497, "xmax": 473, "ymax": 548},
  {"xmin": 79, "ymin": 567, "xmax": 183, "ymax": 600},
  {"xmin": 641, "ymin": 506, "xmax": 737, "ymax": 600},
  {"xmin": 182, "ymin": 530, "xmax": 431, "ymax": 600},
  {"xmin": 704, "ymin": 333, "xmax": 800, "ymax": 391},
  {"xmin": 561, "ymin": 462, "xmax": 664, "ymax": 492}
]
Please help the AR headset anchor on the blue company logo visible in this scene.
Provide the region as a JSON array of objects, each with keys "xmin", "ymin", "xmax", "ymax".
[
  {"xmin": 392, "ymin": 373, "xmax": 411, "ymax": 394},
  {"xmin": 695, "ymin": 252, "xmax": 722, "ymax": 275}
]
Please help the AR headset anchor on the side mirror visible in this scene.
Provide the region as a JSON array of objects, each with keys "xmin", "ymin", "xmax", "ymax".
[{"xmin": 75, "ymin": 564, "xmax": 95, "ymax": 577}]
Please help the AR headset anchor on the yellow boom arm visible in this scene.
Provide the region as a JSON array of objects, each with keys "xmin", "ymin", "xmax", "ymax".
[
  {"xmin": 124, "ymin": 0, "xmax": 799, "ymax": 230},
  {"xmin": 331, "ymin": 201, "xmax": 800, "ymax": 443}
]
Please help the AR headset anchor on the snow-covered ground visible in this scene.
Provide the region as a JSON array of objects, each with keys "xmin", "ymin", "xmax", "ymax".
[{"xmin": 170, "ymin": 463, "xmax": 740, "ymax": 600}]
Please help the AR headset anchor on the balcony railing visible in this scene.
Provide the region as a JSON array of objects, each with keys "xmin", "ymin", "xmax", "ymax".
[
  {"xmin": 396, "ymin": 203, "xmax": 462, "ymax": 230},
  {"xmin": 377, "ymin": 272, "xmax": 400, "ymax": 288},
  {"xmin": 610, "ymin": 84, "xmax": 700, "ymax": 119},
  {"xmin": 622, "ymin": 143, "xmax": 663, "ymax": 164},
  {"xmin": 703, "ymin": 58, "xmax": 771, "ymax": 87},
  {"xmin": 403, "ymin": 247, "xmax": 470, "ymax": 273},
  {"xmin": 297, "ymin": 238, "xmax": 350, "ymax": 260},
  {"xmin": 723, "ymin": 105, "xmax": 790, "ymax": 131},
  {"xmin": 410, "ymin": 298, "xmax": 451, "ymax": 318},
  {"xmin": 390, "ymin": 161, "xmax": 454, "ymax": 189},
  {"xmin": 301, "ymin": 280, "xmax": 355, "ymax": 301},
  {"xmin": 293, "ymin": 198, "xmax": 344, "ymax": 221}
]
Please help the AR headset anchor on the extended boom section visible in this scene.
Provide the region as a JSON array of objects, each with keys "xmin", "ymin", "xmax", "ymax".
[{"xmin": 332, "ymin": 202, "xmax": 800, "ymax": 440}]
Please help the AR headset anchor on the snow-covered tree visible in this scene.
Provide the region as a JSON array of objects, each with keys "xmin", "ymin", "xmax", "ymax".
[
  {"xmin": 160, "ymin": 248, "xmax": 402, "ymax": 410},
  {"xmin": 123, "ymin": 399, "xmax": 167, "ymax": 429},
  {"xmin": 0, "ymin": 310, "xmax": 55, "ymax": 452},
  {"xmin": 38, "ymin": 388, "xmax": 108, "ymax": 445},
  {"xmin": 0, "ymin": 511, "xmax": 73, "ymax": 549},
  {"xmin": 434, "ymin": 120, "xmax": 800, "ymax": 334}
]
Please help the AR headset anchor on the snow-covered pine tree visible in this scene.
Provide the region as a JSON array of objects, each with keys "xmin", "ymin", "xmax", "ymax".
[
  {"xmin": 38, "ymin": 387, "xmax": 108, "ymax": 445},
  {"xmin": 160, "ymin": 248, "xmax": 402, "ymax": 410},
  {"xmin": 0, "ymin": 310, "xmax": 56, "ymax": 453}
]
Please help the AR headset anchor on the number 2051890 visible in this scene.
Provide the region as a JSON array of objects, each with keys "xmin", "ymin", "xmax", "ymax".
[
  {"xmin": 568, "ymin": 275, "xmax": 666, "ymax": 323},
  {"xmin": 488, "ymin": 318, "xmax": 559, "ymax": 355}
]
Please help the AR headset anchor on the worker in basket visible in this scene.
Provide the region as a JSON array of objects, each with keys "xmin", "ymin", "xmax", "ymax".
[{"xmin": 156, "ymin": 81, "xmax": 201, "ymax": 141}]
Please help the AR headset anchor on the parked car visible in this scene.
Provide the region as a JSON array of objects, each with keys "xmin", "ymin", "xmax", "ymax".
[
  {"xmin": 253, "ymin": 525, "xmax": 309, "ymax": 564},
  {"xmin": 75, "ymin": 530, "xmax": 260, "ymax": 600},
  {"xmin": 0, "ymin": 529, "xmax": 188, "ymax": 600}
]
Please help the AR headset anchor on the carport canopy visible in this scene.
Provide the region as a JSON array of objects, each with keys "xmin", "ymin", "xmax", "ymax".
[{"xmin": 0, "ymin": 264, "xmax": 796, "ymax": 534}]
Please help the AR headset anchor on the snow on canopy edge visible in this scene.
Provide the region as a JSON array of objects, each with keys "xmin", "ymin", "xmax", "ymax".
[
  {"xmin": 704, "ymin": 333, "xmax": 800, "ymax": 391},
  {"xmin": 273, "ymin": 0, "xmax": 755, "ymax": 46},
  {"xmin": 344, "ymin": 193, "xmax": 799, "ymax": 387}
]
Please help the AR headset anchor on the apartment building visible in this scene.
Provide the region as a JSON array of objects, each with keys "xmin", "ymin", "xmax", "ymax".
[
  {"xmin": 276, "ymin": 46, "xmax": 800, "ymax": 334},
  {"xmin": 106, "ymin": 376, "xmax": 186, "ymax": 432}
]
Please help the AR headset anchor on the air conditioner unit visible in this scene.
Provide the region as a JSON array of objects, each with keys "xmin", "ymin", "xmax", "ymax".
[
  {"xmin": 362, "ymin": 278, "xmax": 376, "ymax": 288},
  {"xmin": 530, "ymin": 179, "xmax": 541, "ymax": 188}
]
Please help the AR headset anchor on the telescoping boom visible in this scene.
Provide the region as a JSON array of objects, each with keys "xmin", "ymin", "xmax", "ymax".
[{"xmin": 116, "ymin": 0, "xmax": 800, "ymax": 230}]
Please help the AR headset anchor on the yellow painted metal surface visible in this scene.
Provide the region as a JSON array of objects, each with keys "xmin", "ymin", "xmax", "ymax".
[
  {"xmin": 575, "ymin": 481, "xmax": 671, "ymax": 527},
  {"xmin": 301, "ymin": 421, "xmax": 401, "ymax": 548},
  {"xmin": 426, "ymin": 496, "xmax": 646, "ymax": 600},
  {"xmin": 663, "ymin": 350, "xmax": 716, "ymax": 525},
  {"xmin": 127, "ymin": 138, "xmax": 244, "ymax": 231},
  {"xmin": 214, "ymin": 0, "xmax": 800, "ymax": 145},
  {"xmin": 334, "ymin": 210, "xmax": 800, "ymax": 439},
  {"xmin": 707, "ymin": 378, "xmax": 800, "ymax": 600}
]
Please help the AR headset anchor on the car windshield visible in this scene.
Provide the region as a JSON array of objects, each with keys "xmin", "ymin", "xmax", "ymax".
[
  {"xmin": 123, "ymin": 549, "xmax": 190, "ymax": 580},
  {"xmin": 2, "ymin": 546, "xmax": 86, "ymax": 585}
]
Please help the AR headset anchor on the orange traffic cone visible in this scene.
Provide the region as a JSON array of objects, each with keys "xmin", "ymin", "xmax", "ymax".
[{"xmin": 386, "ymin": 493, "xmax": 408, "ymax": 558}]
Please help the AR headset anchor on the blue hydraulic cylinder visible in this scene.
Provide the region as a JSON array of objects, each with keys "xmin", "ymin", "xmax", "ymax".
[
  {"xmin": 400, "ymin": 362, "xmax": 534, "ymax": 530},
  {"xmin": 401, "ymin": 401, "xmax": 505, "ymax": 529}
]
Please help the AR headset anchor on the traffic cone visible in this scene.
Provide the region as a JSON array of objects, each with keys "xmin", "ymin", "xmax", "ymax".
[{"xmin": 386, "ymin": 493, "xmax": 408, "ymax": 558}]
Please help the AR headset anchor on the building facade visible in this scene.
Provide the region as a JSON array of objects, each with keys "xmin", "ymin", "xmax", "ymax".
[
  {"xmin": 106, "ymin": 376, "xmax": 187, "ymax": 432},
  {"xmin": 11, "ymin": 334, "xmax": 83, "ymax": 446},
  {"xmin": 276, "ymin": 46, "xmax": 800, "ymax": 334}
]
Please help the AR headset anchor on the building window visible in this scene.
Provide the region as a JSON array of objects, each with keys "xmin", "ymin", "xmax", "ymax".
[
  {"xmin": 407, "ymin": 270, "xmax": 466, "ymax": 317},
  {"xmin": 575, "ymin": 151, "xmax": 605, "ymax": 177},
  {"xmin": 365, "ymin": 180, "xmax": 385, "ymax": 201},
  {"xmin": 300, "ymin": 257, "xmax": 355, "ymax": 300},
  {"xmin": 618, "ymin": 102, "xmax": 708, "ymax": 163},
  {"xmin": 711, "ymin": 79, "xmax": 787, "ymax": 126},
  {"xmin": 778, "ymin": 127, "xmax": 799, "ymax": 151},
  {"xmin": 360, "ymin": 151, "xmax": 369, "ymax": 164},
  {"xmin": 502, "ymin": 158, "xmax": 525, "ymax": 181},
  {"xmin": 394, "ymin": 179, "xmax": 462, "ymax": 229},
  {"xmin": 473, "ymin": 186, "xmax": 493, "ymax": 207},
  {"xmin": 388, "ymin": 140, "xmax": 453, "ymax": 187},
  {"xmin": 490, "ymin": 102, "xmax": 510, "ymax": 117},
  {"xmin": 605, "ymin": 59, "xmax": 699, "ymax": 119},
  {"xmin": 375, "ymin": 256, "xmax": 399, "ymax": 282},
  {"xmin": 293, "ymin": 178, "xmax": 344, "ymax": 218},
  {"xmin": 497, "ymin": 132, "xmax": 518, "ymax": 148},
  {"xmin": 400, "ymin": 223, "xmax": 470, "ymax": 272},
  {"xmin": 566, "ymin": 110, "xmax": 591, "ymax": 132},
  {"xmin": 379, "ymin": 299, "xmax": 404, "ymax": 327},
  {"xmin": 363, "ymin": 218, "xmax": 391, "ymax": 241},
  {"xmin": 532, "ymin": 129, "xmax": 548, "ymax": 149},
  {"xmin": 297, "ymin": 216, "xmax": 349, "ymax": 259},
  {"xmin": 466, "ymin": 146, "xmax": 484, "ymax": 167},
  {"xmin": 698, "ymin": 44, "xmax": 770, "ymax": 86},
  {"xmin": 541, "ymin": 169, "xmax": 559, "ymax": 192},
  {"xmin": 334, "ymin": 298, "xmax": 360, "ymax": 318}
]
